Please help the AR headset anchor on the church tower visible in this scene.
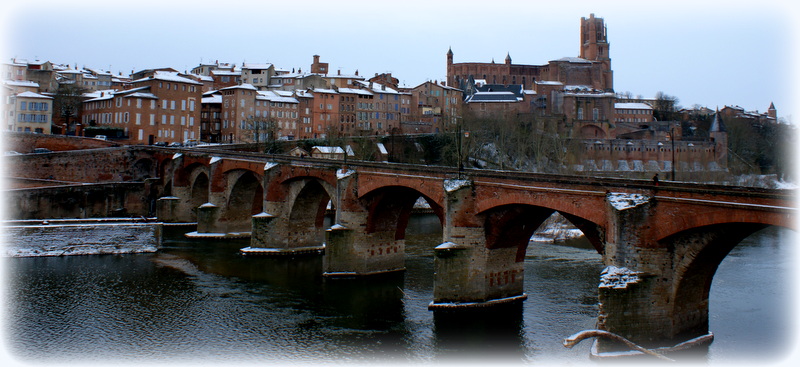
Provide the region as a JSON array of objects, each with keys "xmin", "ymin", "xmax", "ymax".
[
  {"xmin": 580, "ymin": 13, "xmax": 613, "ymax": 91},
  {"xmin": 709, "ymin": 111, "xmax": 728, "ymax": 168},
  {"xmin": 580, "ymin": 13, "xmax": 609, "ymax": 62},
  {"xmin": 768, "ymin": 102, "xmax": 777, "ymax": 120},
  {"xmin": 446, "ymin": 48, "xmax": 454, "ymax": 87}
]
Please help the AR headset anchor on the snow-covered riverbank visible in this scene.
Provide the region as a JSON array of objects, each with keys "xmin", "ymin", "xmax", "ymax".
[{"xmin": 2, "ymin": 219, "xmax": 162, "ymax": 257}]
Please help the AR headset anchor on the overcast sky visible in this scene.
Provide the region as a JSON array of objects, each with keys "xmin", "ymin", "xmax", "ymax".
[{"xmin": 1, "ymin": 0, "xmax": 797, "ymax": 121}]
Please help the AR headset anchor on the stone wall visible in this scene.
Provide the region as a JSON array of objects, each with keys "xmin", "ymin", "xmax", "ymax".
[{"xmin": 3, "ymin": 131, "xmax": 119, "ymax": 153}]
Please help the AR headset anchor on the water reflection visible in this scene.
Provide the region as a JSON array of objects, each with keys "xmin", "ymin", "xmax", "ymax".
[{"xmin": 4, "ymin": 217, "xmax": 794, "ymax": 365}]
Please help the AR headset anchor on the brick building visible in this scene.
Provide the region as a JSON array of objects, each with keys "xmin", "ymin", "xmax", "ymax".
[
  {"xmin": 82, "ymin": 71, "xmax": 202, "ymax": 144},
  {"xmin": 409, "ymin": 81, "xmax": 463, "ymax": 133}
]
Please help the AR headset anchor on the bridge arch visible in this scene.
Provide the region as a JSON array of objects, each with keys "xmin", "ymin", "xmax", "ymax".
[
  {"xmin": 479, "ymin": 204, "xmax": 604, "ymax": 262},
  {"xmin": 188, "ymin": 167, "xmax": 210, "ymax": 221},
  {"xmin": 661, "ymin": 222, "xmax": 779, "ymax": 341},
  {"xmin": 284, "ymin": 177, "xmax": 337, "ymax": 245},
  {"xmin": 361, "ymin": 186, "xmax": 444, "ymax": 241},
  {"xmin": 222, "ymin": 169, "xmax": 264, "ymax": 232},
  {"xmin": 130, "ymin": 158, "xmax": 155, "ymax": 180}
]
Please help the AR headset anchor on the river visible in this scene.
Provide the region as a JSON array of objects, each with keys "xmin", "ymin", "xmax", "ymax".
[{"xmin": 3, "ymin": 215, "xmax": 796, "ymax": 365}]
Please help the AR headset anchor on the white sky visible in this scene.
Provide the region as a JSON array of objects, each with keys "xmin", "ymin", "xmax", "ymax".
[{"xmin": 1, "ymin": 0, "xmax": 798, "ymax": 121}]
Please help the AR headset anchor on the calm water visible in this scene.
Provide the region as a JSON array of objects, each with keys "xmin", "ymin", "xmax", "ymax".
[{"xmin": 3, "ymin": 216, "xmax": 796, "ymax": 365}]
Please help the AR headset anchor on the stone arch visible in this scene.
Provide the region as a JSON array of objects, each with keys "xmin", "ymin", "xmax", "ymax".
[
  {"xmin": 130, "ymin": 158, "xmax": 154, "ymax": 180},
  {"xmin": 189, "ymin": 171, "xmax": 210, "ymax": 221},
  {"xmin": 222, "ymin": 170, "xmax": 264, "ymax": 232},
  {"xmin": 663, "ymin": 222, "xmax": 772, "ymax": 341},
  {"xmin": 480, "ymin": 204, "xmax": 603, "ymax": 262},
  {"xmin": 285, "ymin": 178, "xmax": 335, "ymax": 245},
  {"xmin": 363, "ymin": 186, "xmax": 444, "ymax": 241}
]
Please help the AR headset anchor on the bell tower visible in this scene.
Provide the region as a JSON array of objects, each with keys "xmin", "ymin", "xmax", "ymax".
[
  {"xmin": 580, "ymin": 13, "xmax": 609, "ymax": 62},
  {"xmin": 580, "ymin": 13, "xmax": 613, "ymax": 91}
]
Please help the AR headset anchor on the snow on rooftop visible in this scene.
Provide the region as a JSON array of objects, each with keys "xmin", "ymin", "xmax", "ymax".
[
  {"xmin": 615, "ymin": 103, "xmax": 653, "ymax": 110},
  {"xmin": 4, "ymin": 80, "xmax": 39, "ymax": 87},
  {"xmin": 132, "ymin": 71, "xmax": 202, "ymax": 85},
  {"xmin": 15, "ymin": 91, "xmax": 52, "ymax": 99},
  {"xmin": 313, "ymin": 146, "xmax": 344, "ymax": 154},
  {"xmin": 336, "ymin": 87, "xmax": 373, "ymax": 96},
  {"xmin": 243, "ymin": 63, "xmax": 273, "ymax": 69},
  {"xmin": 553, "ymin": 56, "xmax": 592, "ymax": 63},
  {"xmin": 202, "ymin": 95, "xmax": 222, "ymax": 104},
  {"xmin": 221, "ymin": 83, "xmax": 257, "ymax": 91}
]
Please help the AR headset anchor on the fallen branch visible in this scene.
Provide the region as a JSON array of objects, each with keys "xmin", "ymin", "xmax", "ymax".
[{"xmin": 563, "ymin": 329, "xmax": 675, "ymax": 362}]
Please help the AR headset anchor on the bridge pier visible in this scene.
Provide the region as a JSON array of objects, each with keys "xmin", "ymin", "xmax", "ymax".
[
  {"xmin": 155, "ymin": 196, "xmax": 180, "ymax": 222},
  {"xmin": 593, "ymin": 192, "xmax": 766, "ymax": 354},
  {"xmin": 430, "ymin": 179, "xmax": 526, "ymax": 309},
  {"xmin": 323, "ymin": 169, "xmax": 405, "ymax": 276}
]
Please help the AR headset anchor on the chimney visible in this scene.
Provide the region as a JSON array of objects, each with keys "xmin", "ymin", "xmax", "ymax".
[{"xmin": 338, "ymin": 69, "xmax": 341, "ymax": 76}]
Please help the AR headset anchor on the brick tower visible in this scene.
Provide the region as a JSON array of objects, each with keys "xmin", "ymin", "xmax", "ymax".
[{"xmin": 580, "ymin": 14, "xmax": 613, "ymax": 91}]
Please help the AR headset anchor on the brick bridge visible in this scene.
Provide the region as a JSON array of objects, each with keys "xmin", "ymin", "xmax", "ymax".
[{"xmin": 5, "ymin": 145, "xmax": 796, "ymax": 351}]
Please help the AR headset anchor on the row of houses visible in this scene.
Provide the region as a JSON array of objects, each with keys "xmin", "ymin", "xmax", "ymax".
[{"xmin": 2, "ymin": 55, "xmax": 467, "ymax": 143}]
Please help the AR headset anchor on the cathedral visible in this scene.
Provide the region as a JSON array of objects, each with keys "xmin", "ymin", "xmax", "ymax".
[{"xmin": 446, "ymin": 14, "xmax": 730, "ymax": 178}]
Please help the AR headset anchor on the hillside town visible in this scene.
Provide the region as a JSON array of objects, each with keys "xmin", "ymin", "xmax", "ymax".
[{"xmin": 1, "ymin": 14, "xmax": 788, "ymax": 181}]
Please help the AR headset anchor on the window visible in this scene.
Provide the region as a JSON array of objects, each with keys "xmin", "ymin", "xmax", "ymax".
[
  {"xmin": 19, "ymin": 101, "xmax": 26, "ymax": 110},
  {"xmin": 181, "ymin": 100, "xmax": 186, "ymax": 110}
]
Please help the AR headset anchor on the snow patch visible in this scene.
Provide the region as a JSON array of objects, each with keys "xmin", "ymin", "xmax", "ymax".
[
  {"xmin": 209, "ymin": 156, "xmax": 222, "ymax": 164},
  {"xmin": 337, "ymin": 169, "xmax": 355, "ymax": 179},
  {"xmin": 329, "ymin": 224, "xmax": 348, "ymax": 230},
  {"xmin": 444, "ymin": 179, "xmax": 471, "ymax": 192},
  {"xmin": 199, "ymin": 202, "xmax": 217, "ymax": 208},
  {"xmin": 599, "ymin": 266, "xmax": 641, "ymax": 289},
  {"xmin": 264, "ymin": 162, "xmax": 278, "ymax": 171},
  {"xmin": 607, "ymin": 193, "xmax": 649, "ymax": 210},
  {"xmin": 172, "ymin": 153, "xmax": 183, "ymax": 159},
  {"xmin": 435, "ymin": 242, "xmax": 464, "ymax": 249},
  {"xmin": 252, "ymin": 212, "xmax": 274, "ymax": 218}
]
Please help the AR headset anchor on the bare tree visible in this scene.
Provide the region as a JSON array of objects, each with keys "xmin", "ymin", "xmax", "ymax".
[{"xmin": 53, "ymin": 84, "xmax": 87, "ymax": 134}]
